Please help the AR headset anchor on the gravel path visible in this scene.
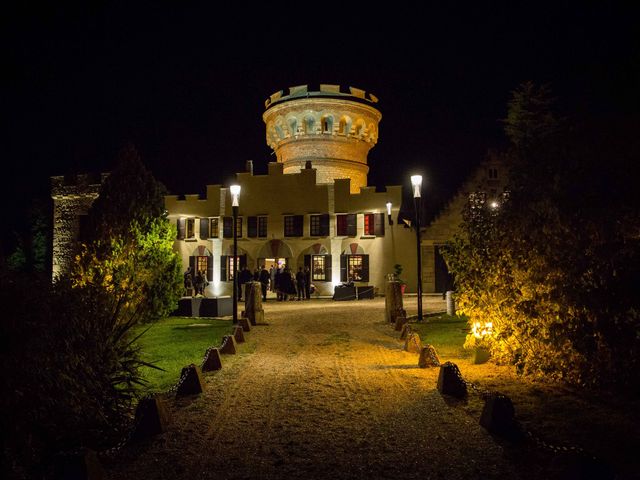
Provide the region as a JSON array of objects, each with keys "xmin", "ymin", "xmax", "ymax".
[{"xmin": 106, "ymin": 297, "xmax": 521, "ymax": 479}]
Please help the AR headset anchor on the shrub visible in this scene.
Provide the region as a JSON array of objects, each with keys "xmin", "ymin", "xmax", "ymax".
[{"xmin": 0, "ymin": 274, "xmax": 149, "ymax": 478}]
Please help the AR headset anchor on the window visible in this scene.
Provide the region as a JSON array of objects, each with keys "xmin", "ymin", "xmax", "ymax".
[
  {"xmin": 284, "ymin": 215, "xmax": 303, "ymax": 237},
  {"xmin": 336, "ymin": 214, "xmax": 357, "ymax": 236},
  {"xmin": 196, "ymin": 256, "xmax": 208, "ymax": 275},
  {"xmin": 199, "ymin": 218, "xmax": 210, "ymax": 239},
  {"xmin": 220, "ymin": 254, "xmax": 246, "ymax": 281},
  {"xmin": 248, "ymin": 216, "xmax": 267, "ymax": 238},
  {"xmin": 340, "ymin": 254, "xmax": 370, "ymax": 282},
  {"xmin": 223, "ymin": 216, "xmax": 242, "ymax": 238},
  {"xmin": 305, "ymin": 254, "xmax": 332, "ymax": 282},
  {"xmin": 248, "ymin": 216, "xmax": 257, "ymax": 238},
  {"xmin": 186, "ymin": 218, "xmax": 195, "ymax": 239},
  {"xmin": 363, "ymin": 213, "xmax": 385, "ymax": 236},
  {"xmin": 364, "ymin": 214, "xmax": 374, "ymax": 235},
  {"xmin": 488, "ymin": 168, "xmax": 498, "ymax": 179},
  {"xmin": 310, "ymin": 214, "xmax": 329, "ymax": 236},
  {"xmin": 210, "ymin": 217, "xmax": 219, "ymax": 238},
  {"xmin": 177, "ymin": 218, "xmax": 186, "ymax": 239},
  {"xmin": 258, "ymin": 216, "xmax": 268, "ymax": 237}
]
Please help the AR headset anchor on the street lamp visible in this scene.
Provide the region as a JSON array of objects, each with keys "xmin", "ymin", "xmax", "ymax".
[
  {"xmin": 410, "ymin": 175, "xmax": 423, "ymax": 321},
  {"xmin": 230, "ymin": 184, "xmax": 241, "ymax": 324},
  {"xmin": 386, "ymin": 201, "xmax": 393, "ymax": 225}
]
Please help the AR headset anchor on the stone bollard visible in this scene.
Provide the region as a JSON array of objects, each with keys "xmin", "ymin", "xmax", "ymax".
[
  {"xmin": 394, "ymin": 314, "xmax": 408, "ymax": 331},
  {"xmin": 385, "ymin": 281, "xmax": 404, "ymax": 323},
  {"xmin": 400, "ymin": 323, "xmax": 412, "ymax": 340},
  {"xmin": 245, "ymin": 281, "xmax": 264, "ymax": 326},
  {"xmin": 479, "ymin": 393, "xmax": 523, "ymax": 441},
  {"xmin": 436, "ymin": 362, "xmax": 467, "ymax": 398},
  {"xmin": 446, "ymin": 291, "xmax": 456, "ymax": 316},
  {"xmin": 238, "ymin": 317, "xmax": 251, "ymax": 332},
  {"xmin": 418, "ymin": 344, "xmax": 441, "ymax": 368},
  {"xmin": 131, "ymin": 396, "xmax": 170, "ymax": 441},
  {"xmin": 233, "ymin": 325, "xmax": 245, "ymax": 343},
  {"xmin": 201, "ymin": 347, "xmax": 222, "ymax": 372},
  {"xmin": 404, "ymin": 332, "xmax": 422, "ymax": 353},
  {"xmin": 53, "ymin": 448, "xmax": 105, "ymax": 480},
  {"xmin": 219, "ymin": 335, "xmax": 237, "ymax": 354},
  {"xmin": 176, "ymin": 364, "xmax": 204, "ymax": 396}
]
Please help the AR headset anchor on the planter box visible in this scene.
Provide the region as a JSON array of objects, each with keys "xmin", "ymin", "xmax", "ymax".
[{"xmin": 472, "ymin": 347, "xmax": 491, "ymax": 365}]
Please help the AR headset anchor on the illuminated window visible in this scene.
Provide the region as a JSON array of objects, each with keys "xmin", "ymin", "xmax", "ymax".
[
  {"xmin": 364, "ymin": 214, "xmax": 374, "ymax": 235},
  {"xmin": 196, "ymin": 256, "xmax": 208, "ymax": 276},
  {"xmin": 363, "ymin": 213, "xmax": 385, "ymax": 236},
  {"xmin": 340, "ymin": 254, "xmax": 369, "ymax": 282},
  {"xmin": 312, "ymin": 255, "xmax": 326, "ymax": 281},
  {"xmin": 227, "ymin": 256, "xmax": 239, "ymax": 281}
]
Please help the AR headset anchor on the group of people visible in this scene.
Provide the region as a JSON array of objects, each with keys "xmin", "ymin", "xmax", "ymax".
[
  {"xmin": 183, "ymin": 263, "xmax": 315, "ymax": 301},
  {"xmin": 183, "ymin": 266, "xmax": 208, "ymax": 297},
  {"xmin": 235, "ymin": 264, "xmax": 313, "ymax": 302},
  {"xmin": 271, "ymin": 265, "xmax": 312, "ymax": 301}
]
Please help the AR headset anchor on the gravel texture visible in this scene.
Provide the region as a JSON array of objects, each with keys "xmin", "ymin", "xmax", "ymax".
[{"xmin": 105, "ymin": 297, "xmax": 524, "ymax": 480}]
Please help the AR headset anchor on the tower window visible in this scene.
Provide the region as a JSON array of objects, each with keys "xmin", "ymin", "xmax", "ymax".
[{"xmin": 488, "ymin": 168, "xmax": 498, "ymax": 179}]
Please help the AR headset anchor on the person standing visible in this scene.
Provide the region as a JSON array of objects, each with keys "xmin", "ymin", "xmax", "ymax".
[
  {"xmin": 296, "ymin": 267, "xmax": 306, "ymax": 300},
  {"xmin": 304, "ymin": 266, "xmax": 311, "ymax": 300},
  {"xmin": 259, "ymin": 265, "xmax": 270, "ymax": 301},
  {"xmin": 194, "ymin": 270, "xmax": 204, "ymax": 296}
]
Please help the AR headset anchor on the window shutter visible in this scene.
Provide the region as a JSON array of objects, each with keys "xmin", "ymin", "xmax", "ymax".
[
  {"xmin": 304, "ymin": 254, "xmax": 311, "ymax": 270},
  {"xmin": 324, "ymin": 254, "xmax": 332, "ymax": 282},
  {"xmin": 320, "ymin": 214, "xmax": 330, "ymax": 236},
  {"xmin": 220, "ymin": 255, "xmax": 228, "ymax": 281},
  {"xmin": 347, "ymin": 214, "xmax": 357, "ymax": 237},
  {"xmin": 240, "ymin": 254, "xmax": 247, "ymax": 271},
  {"xmin": 361, "ymin": 255, "xmax": 370, "ymax": 282},
  {"xmin": 248, "ymin": 216, "xmax": 257, "ymax": 238},
  {"xmin": 294, "ymin": 215, "xmax": 303, "ymax": 236},
  {"xmin": 340, "ymin": 254, "xmax": 347, "ymax": 282},
  {"xmin": 177, "ymin": 218, "xmax": 186, "ymax": 239},
  {"xmin": 199, "ymin": 218, "xmax": 209, "ymax": 239},
  {"xmin": 223, "ymin": 217, "xmax": 233, "ymax": 238},
  {"xmin": 374, "ymin": 213, "xmax": 385, "ymax": 236},
  {"xmin": 189, "ymin": 256, "xmax": 196, "ymax": 274}
]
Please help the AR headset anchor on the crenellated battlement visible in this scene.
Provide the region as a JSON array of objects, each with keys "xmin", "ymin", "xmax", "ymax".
[
  {"xmin": 264, "ymin": 84, "xmax": 379, "ymax": 110},
  {"xmin": 263, "ymin": 84, "xmax": 382, "ymax": 193},
  {"xmin": 51, "ymin": 173, "xmax": 109, "ymax": 199}
]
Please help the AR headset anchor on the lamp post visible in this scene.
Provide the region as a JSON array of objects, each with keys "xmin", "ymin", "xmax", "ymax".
[
  {"xmin": 386, "ymin": 201, "xmax": 393, "ymax": 225},
  {"xmin": 230, "ymin": 184, "xmax": 241, "ymax": 324},
  {"xmin": 410, "ymin": 175, "xmax": 423, "ymax": 321}
]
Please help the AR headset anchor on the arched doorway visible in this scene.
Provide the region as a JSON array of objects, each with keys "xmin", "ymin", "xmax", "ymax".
[{"xmin": 257, "ymin": 239, "xmax": 294, "ymax": 270}]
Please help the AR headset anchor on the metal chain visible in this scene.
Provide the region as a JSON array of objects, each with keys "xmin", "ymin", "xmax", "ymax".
[
  {"xmin": 62, "ymin": 324, "xmax": 239, "ymax": 462},
  {"xmin": 450, "ymin": 364, "xmax": 595, "ymax": 459}
]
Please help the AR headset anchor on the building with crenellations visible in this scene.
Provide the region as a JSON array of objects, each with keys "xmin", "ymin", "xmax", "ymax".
[{"xmin": 51, "ymin": 84, "xmax": 507, "ymax": 298}]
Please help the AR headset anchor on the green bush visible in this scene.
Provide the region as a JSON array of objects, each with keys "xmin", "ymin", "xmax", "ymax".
[{"xmin": 0, "ymin": 275, "xmax": 149, "ymax": 478}]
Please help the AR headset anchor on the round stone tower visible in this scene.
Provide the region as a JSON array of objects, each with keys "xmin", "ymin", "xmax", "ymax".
[{"xmin": 263, "ymin": 84, "xmax": 381, "ymax": 193}]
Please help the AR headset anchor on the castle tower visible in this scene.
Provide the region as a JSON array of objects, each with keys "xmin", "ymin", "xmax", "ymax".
[
  {"xmin": 51, "ymin": 173, "xmax": 107, "ymax": 279},
  {"xmin": 263, "ymin": 84, "xmax": 381, "ymax": 193}
]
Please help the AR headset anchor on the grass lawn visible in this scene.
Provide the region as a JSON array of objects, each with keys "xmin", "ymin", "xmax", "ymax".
[
  {"xmin": 408, "ymin": 313, "xmax": 470, "ymax": 359},
  {"xmin": 132, "ymin": 316, "xmax": 234, "ymax": 393}
]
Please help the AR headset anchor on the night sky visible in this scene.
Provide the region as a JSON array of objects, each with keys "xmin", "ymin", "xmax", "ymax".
[{"xmin": 4, "ymin": 3, "xmax": 638, "ymax": 247}]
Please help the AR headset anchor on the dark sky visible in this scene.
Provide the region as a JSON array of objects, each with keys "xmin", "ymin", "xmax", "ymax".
[{"xmin": 3, "ymin": 3, "xmax": 638, "ymax": 229}]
